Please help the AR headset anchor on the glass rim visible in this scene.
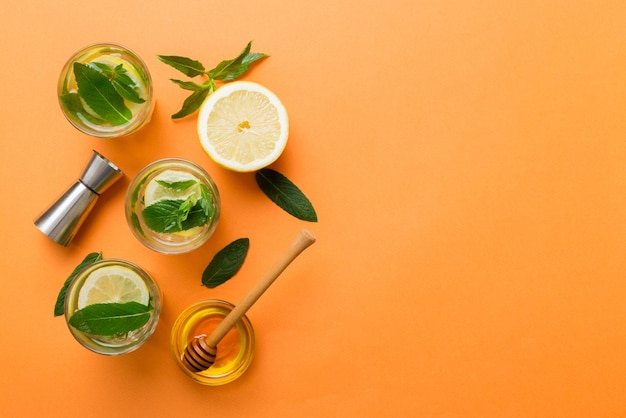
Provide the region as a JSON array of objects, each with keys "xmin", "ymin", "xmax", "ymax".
[
  {"xmin": 64, "ymin": 258, "xmax": 162, "ymax": 356},
  {"xmin": 124, "ymin": 158, "xmax": 221, "ymax": 254},
  {"xmin": 170, "ymin": 299, "xmax": 255, "ymax": 385},
  {"xmin": 57, "ymin": 42, "xmax": 154, "ymax": 138}
]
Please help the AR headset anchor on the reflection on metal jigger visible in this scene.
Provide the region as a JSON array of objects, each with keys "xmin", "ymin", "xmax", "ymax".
[{"xmin": 34, "ymin": 150, "xmax": 123, "ymax": 246}]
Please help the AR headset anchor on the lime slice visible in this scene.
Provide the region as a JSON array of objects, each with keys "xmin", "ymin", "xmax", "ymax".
[
  {"xmin": 144, "ymin": 170, "xmax": 201, "ymax": 206},
  {"xmin": 78, "ymin": 265, "xmax": 150, "ymax": 309}
]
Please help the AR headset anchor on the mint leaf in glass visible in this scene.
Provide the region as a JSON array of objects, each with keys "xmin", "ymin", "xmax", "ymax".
[
  {"xmin": 155, "ymin": 179, "xmax": 197, "ymax": 191},
  {"xmin": 86, "ymin": 62, "xmax": 145, "ymax": 104},
  {"xmin": 110, "ymin": 65, "xmax": 145, "ymax": 104},
  {"xmin": 256, "ymin": 169, "xmax": 318, "ymax": 222},
  {"xmin": 142, "ymin": 199, "xmax": 210, "ymax": 233},
  {"xmin": 73, "ymin": 62, "xmax": 132, "ymax": 126},
  {"xmin": 68, "ymin": 302, "xmax": 152, "ymax": 336},
  {"xmin": 199, "ymin": 184, "xmax": 213, "ymax": 217},
  {"xmin": 54, "ymin": 252, "xmax": 103, "ymax": 317},
  {"xmin": 60, "ymin": 92, "xmax": 107, "ymax": 125},
  {"xmin": 202, "ymin": 238, "xmax": 250, "ymax": 288}
]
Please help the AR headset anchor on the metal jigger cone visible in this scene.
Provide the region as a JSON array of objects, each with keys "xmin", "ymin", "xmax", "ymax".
[{"xmin": 34, "ymin": 150, "xmax": 123, "ymax": 246}]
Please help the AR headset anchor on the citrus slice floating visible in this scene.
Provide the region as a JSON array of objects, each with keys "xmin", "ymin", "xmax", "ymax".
[
  {"xmin": 144, "ymin": 170, "xmax": 200, "ymax": 206},
  {"xmin": 197, "ymin": 81, "xmax": 288, "ymax": 172},
  {"xmin": 78, "ymin": 265, "xmax": 150, "ymax": 309}
]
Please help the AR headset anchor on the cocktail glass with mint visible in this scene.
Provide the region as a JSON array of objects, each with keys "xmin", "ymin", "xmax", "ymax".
[
  {"xmin": 58, "ymin": 43, "xmax": 154, "ymax": 138},
  {"xmin": 64, "ymin": 259, "xmax": 161, "ymax": 355},
  {"xmin": 125, "ymin": 159, "xmax": 220, "ymax": 254}
]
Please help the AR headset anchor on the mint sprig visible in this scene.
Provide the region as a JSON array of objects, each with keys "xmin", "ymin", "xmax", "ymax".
[
  {"xmin": 54, "ymin": 252, "xmax": 103, "ymax": 317},
  {"xmin": 141, "ymin": 183, "xmax": 215, "ymax": 233},
  {"xmin": 256, "ymin": 169, "xmax": 318, "ymax": 222},
  {"xmin": 157, "ymin": 40, "xmax": 268, "ymax": 119},
  {"xmin": 63, "ymin": 61, "xmax": 146, "ymax": 127},
  {"xmin": 73, "ymin": 62, "xmax": 132, "ymax": 126},
  {"xmin": 68, "ymin": 302, "xmax": 152, "ymax": 336}
]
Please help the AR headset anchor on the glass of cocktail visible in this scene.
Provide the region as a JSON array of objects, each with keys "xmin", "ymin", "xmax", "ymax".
[
  {"xmin": 64, "ymin": 259, "xmax": 161, "ymax": 355},
  {"xmin": 125, "ymin": 158, "xmax": 220, "ymax": 254},
  {"xmin": 58, "ymin": 43, "xmax": 154, "ymax": 138}
]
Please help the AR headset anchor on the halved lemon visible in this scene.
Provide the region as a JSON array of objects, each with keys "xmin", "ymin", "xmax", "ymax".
[
  {"xmin": 144, "ymin": 169, "xmax": 200, "ymax": 206},
  {"xmin": 197, "ymin": 81, "xmax": 288, "ymax": 172},
  {"xmin": 78, "ymin": 265, "xmax": 150, "ymax": 309}
]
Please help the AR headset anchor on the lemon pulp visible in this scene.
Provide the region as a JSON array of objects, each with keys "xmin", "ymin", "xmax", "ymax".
[
  {"xmin": 197, "ymin": 81, "xmax": 288, "ymax": 172},
  {"xmin": 78, "ymin": 265, "xmax": 150, "ymax": 309}
]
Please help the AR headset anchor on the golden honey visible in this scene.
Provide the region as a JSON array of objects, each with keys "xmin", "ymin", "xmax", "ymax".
[{"xmin": 171, "ymin": 300, "xmax": 255, "ymax": 385}]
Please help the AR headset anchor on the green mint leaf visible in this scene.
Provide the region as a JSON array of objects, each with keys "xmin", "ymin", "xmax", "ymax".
[
  {"xmin": 157, "ymin": 55, "xmax": 206, "ymax": 77},
  {"xmin": 60, "ymin": 92, "xmax": 107, "ymax": 125},
  {"xmin": 73, "ymin": 62, "xmax": 132, "ymax": 126},
  {"xmin": 171, "ymin": 85, "xmax": 213, "ymax": 119},
  {"xmin": 54, "ymin": 252, "xmax": 103, "ymax": 317},
  {"xmin": 208, "ymin": 41, "xmax": 268, "ymax": 81},
  {"xmin": 112, "ymin": 78, "xmax": 145, "ymax": 104},
  {"xmin": 202, "ymin": 238, "xmax": 250, "ymax": 288},
  {"xmin": 199, "ymin": 184, "xmax": 213, "ymax": 217},
  {"xmin": 142, "ymin": 199, "xmax": 184, "ymax": 232},
  {"xmin": 142, "ymin": 199, "xmax": 209, "ymax": 233},
  {"xmin": 86, "ymin": 62, "xmax": 144, "ymax": 103},
  {"xmin": 155, "ymin": 179, "xmax": 197, "ymax": 191},
  {"xmin": 176, "ymin": 197, "xmax": 195, "ymax": 229},
  {"xmin": 68, "ymin": 302, "xmax": 152, "ymax": 336},
  {"xmin": 87, "ymin": 62, "xmax": 114, "ymax": 76},
  {"xmin": 170, "ymin": 79, "xmax": 208, "ymax": 91},
  {"xmin": 255, "ymin": 169, "xmax": 318, "ymax": 222},
  {"xmin": 111, "ymin": 68, "xmax": 145, "ymax": 104}
]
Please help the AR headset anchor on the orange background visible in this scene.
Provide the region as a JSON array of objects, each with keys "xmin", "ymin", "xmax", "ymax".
[{"xmin": 2, "ymin": 0, "xmax": 626, "ymax": 416}]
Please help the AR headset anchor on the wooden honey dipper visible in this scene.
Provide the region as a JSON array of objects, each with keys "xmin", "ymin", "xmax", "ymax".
[{"xmin": 182, "ymin": 229, "xmax": 316, "ymax": 373}]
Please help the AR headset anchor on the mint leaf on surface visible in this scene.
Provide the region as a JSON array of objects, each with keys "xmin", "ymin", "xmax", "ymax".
[
  {"xmin": 170, "ymin": 79, "xmax": 209, "ymax": 91},
  {"xmin": 202, "ymin": 238, "xmax": 250, "ymax": 288},
  {"xmin": 157, "ymin": 55, "xmax": 206, "ymax": 77},
  {"xmin": 208, "ymin": 41, "xmax": 268, "ymax": 81},
  {"xmin": 68, "ymin": 302, "xmax": 152, "ymax": 336},
  {"xmin": 54, "ymin": 252, "xmax": 103, "ymax": 317},
  {"xmin": 73, "ymin": 62, "xmax": 132, "ymax": 126},
  {"xmin": 171, "ymin": 86, "xmax": 213, "ymax": 119},
  {"xmin": 158, "ymin": 41, "xmax": 267, "ymax": 119},
  {"xmin": 255, "ymin": 169, "xmax": 318, "ymax": 222}
]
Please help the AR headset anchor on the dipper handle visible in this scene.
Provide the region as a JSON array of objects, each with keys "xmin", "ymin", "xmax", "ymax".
[{"xmin": 182, "ymin": 229, "xmax": 316, "ymax": 373}]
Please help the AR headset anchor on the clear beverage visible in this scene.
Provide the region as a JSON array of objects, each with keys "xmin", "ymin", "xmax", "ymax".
[
  {"xmin": 58, "ymin": 43, "xmax": 154, "ymax": 138},
  {"xmin": 64, "ymin": 259, "xmax": 162, "ymax": 355},
  {"xmin": 125, "ymin": 158, "xmax": 220, "ymax": 254}
]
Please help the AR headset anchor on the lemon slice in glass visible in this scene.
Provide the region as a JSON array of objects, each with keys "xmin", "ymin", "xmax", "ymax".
[
  {"xmin": 144, "ymin": 169, "xmax": 200, "ymax": 206},
  {"xmin": 197, "ymin": 81, "xmax": 288, "ymax": 172},
  {"xmin": 78, "ymin": 265, "xmax": 150, "ymax": 309}
]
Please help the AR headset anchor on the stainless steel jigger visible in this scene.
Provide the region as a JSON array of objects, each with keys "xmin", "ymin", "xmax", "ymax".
[{"xmin": 34, "ymin": 150, "xmax": 124, "ymax": 246}]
